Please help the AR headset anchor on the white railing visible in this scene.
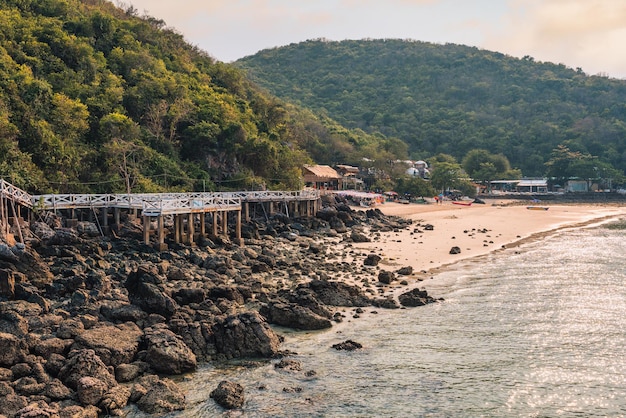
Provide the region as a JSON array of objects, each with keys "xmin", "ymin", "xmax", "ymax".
[
  {"xmin": 142, "ymin": 196, "xmax": 241, "ymax": 216},
  {"xmin": 0, "ymin": 178, "xmax": 319, "ymax": 216},
  {"xmin": 0, "ymin": 179, "xmax": 34, "ymax": 208}
]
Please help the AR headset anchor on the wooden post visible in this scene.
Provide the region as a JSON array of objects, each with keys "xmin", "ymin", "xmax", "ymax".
[
  {"xmin": 187, "ymin": 213, "xmax": 194, "ymax": 244},
  {"xmin": 102, "ymin": 207, "xmax": 108, "ymax": 227},
  {"xmin": 142, "ymin": 215, "xmax": 150, "ymax": 245},
  {"xmin": 212, "ymin": 212, "xmax": 218, "ymax": 237},
  {"xmin": 222, "ymin": 211, "xmax": 228, "ymax": 236},
  {"xmin": 244, "ymin": 202, "xmax": 250, "ymax": 222},
  {"xmin": 157, "ymin": 216, "xmax": 165, "ymax": 245},
  {"xmin": 236, "ymin": 209, "xmax": 242, "ymax": 243},
  {"xmin": 114, "ymin": 207, "xmax": 120, "ymax": 225},
  {"xmin": 174, "ymin": 215, "xmax": 181, "ymax": 243},
  {"xmin": 199, "ymin": 212, "xmax": 206, "ymax": 237}
]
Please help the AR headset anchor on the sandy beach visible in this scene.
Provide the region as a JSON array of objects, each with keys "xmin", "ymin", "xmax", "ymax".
[{"xmin": 349, "ymin": 200, "xmax": 626, "ymax": 283}]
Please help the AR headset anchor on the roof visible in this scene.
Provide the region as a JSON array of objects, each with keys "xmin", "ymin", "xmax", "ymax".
[
  {"xmin": 517, "ymin": 179, "xmax": 547, "ymax": 187},
  {"xmin": 303, "ymin": 165, "xmax": 341, "ymax": 179}
]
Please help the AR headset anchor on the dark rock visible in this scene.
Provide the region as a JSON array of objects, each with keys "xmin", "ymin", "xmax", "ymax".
[
  {"xmin": 372, "ymin": 298, "xmax": 400, "ymax": 309},
  {"xmin": 0, "ymin": 332, "xmax": 26, "ymax": 367},
  {"xmin": 115, "ymin": 362, "xmax": 146, "ymax": 383},
  {"xmin": 332, "ymin": 340, "xmax": 363, "ymax": 351},
  {"xmin": 100, "ymin": 385, "xmax": 131, "ymax": 414},
  {"xmin": 396, "ymin": 266, "xmax": 413, "ymax": 276},
  {"xmin": 0, "ymin": 392, "xmax": 28, "ymax": 418},
  {"xmin": 260, "ymin": 302, "xmax": 333, "ymax": 330},
  {"xmin": 307, "ymin": 279, "xmax": 371, "ymax": 307},
  {"xmin": 99, "ymin": 301, "xmax": 148, "ymax": 323},
  {"xmin": 350, "ymin": 231, "xmax": 370, "ymax": 242},
  {"xmin": 77, "ymin": 376, "xmax": 109, "ymax": 406},
  {"xmin": 73, "ymin": 322, "xmax": 143, "ymax": 367},
  {"xmin": 210, "ymin": 380, "xmax": 244, "ymax": 409},
  {"xmin": 0, "ymin": 269, "xmax": 16, "ymax": 298},
  {"xmin": 126, "ymin": 278, "xmax": 177, "ymax": 318},
  {"xmin": 56, "ymin": 318, "xmax": 84, "ymax": 339},
  {"xmin": 212, "ymin": 312, "xmax": 281, "ymax": 359},
  {"xmin": 43, "ymin": 378, "xmax": 72, "ymax": 400},
  {"xmin": 378, "ymin": 270, "xmax": 395, "ymax": 284},
  {"xmin": 58, "ymin": 349, "xmax": 116, "ymax": 390},
  {"xmin": 143, "ymin": 326, "xmax": 197, "ymax": 375},
  {"xmin": 398, "ymin": 288, "xmax": 437, "ymax": 307},
  {"xmin": 274, "ymin": 359, "xmax": 302, "ymax": 371},
  {"xmin": 449, "ymin": 246, "xmax": 461, "ymax": 254},
  {"xmin": 173, "ymin": 287, "xmax": 206, "ymax": 305},
  {"xmin": 135, "ymin": 375, "xmax": 186, "ymax": 414},
  {"xmin": 363, "ymin": 253, "xmax": 382, "ymax": 266}
]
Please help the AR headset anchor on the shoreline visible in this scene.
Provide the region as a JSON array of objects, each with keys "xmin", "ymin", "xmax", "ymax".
[{"xmin": 347, "ymin": 201, "xmax": 626, "ymax": 293}]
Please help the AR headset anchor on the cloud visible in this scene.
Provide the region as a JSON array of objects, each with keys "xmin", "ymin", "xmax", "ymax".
[{"xmin": 484, "ymin": 0, "xmax": 626, "ymax": 78}]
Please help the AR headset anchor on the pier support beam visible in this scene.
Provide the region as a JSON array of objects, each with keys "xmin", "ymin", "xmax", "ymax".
[{"xmin": 142, "ymin": 215, "xmax": 150, "ymax": 245}]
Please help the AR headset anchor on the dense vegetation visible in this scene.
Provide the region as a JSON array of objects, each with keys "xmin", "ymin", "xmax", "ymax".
[
  {"xmin": 236, "ymin": 39, "xmax": 626, "ymax": 180},
  {"xmin": 0, "ymin": 0, "xmax": 402, "ymax": 194}
]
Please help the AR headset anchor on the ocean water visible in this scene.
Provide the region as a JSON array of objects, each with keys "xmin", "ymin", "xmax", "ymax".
[{"xmin": 137, "ymin": 225, "xmax": 626, "ymax": 417}]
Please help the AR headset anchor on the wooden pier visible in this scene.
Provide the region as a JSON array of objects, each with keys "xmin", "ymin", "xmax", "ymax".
[{"xmin": 0, "ymin": 179, "xmax": 320, "ymax": 249}]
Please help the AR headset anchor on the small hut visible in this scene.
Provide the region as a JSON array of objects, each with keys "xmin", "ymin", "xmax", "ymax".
[{"xmin": 302, "ymin": 165, "xmax": 342, "ymax": 190}]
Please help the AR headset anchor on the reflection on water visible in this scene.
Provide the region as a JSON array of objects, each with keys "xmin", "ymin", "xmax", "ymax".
[{"xmin": 132, "ymin": 228, "xmax": 626, "ymax": 417}]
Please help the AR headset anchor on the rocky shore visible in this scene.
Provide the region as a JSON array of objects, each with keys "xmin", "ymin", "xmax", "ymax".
[{"xmin": 0, "ymin": 194, "xmax": 440, "ymax": 417}]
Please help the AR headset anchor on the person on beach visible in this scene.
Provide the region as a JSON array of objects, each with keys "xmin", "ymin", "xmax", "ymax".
[{"xmin": 438, "ymin": 193, "xmax": 444, "ymax": 204}]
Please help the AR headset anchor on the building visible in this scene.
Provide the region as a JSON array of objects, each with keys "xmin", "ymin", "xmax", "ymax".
[
  {"xmin": 516, "ymin": 179, "xmax": 548, "ymax": 193},
  {"xmin": 302, "ymin": 165, "xmax": 342, "ymax": 190}
]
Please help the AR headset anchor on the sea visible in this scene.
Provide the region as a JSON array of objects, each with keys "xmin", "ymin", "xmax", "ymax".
[{"xmin": 130, "ymin": 223, "xmax": 626, "ymax": 417}]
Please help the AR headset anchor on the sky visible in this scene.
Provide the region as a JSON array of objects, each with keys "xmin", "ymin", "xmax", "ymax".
[{"xmin": 121, "ymin": 0, "xmax": 626, "ymax": 79}]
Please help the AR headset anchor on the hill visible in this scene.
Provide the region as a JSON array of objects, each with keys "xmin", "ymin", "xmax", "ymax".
[
  {"xmin": 0, "ymin": 1, "xmax": 398, "ymax": 194},
  {"xmin": 236, "ymin": 39, "xmax": 626, "ymax": 177}
]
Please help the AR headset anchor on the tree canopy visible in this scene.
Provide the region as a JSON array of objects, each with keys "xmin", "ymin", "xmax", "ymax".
[{"xmin": 237, "ymin": 39, "xmax": 626, "ymax": 180}]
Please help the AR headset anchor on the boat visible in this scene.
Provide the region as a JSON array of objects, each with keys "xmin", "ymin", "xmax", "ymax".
[
  {"xmin": 452, "ymin": 201, "xmax": 472, "ymax": 206},
  {"xmin": 526, "ymin": 206, "xmax": 549, "ymax": 211}
]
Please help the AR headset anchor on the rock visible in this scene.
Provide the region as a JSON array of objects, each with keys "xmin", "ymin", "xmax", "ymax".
[
  {"xmin": 56, "ymin": 318, "xmax": 85, "ymax": 339},
  {"xmin": 212, "ymin": 312, "xmax": 281, "ymax": 359},
  {"xmin": 378, "ymin": 270, "xmax": 395, "ymax": 284},
  {"xmin": 100, "ymin": 385, "xmax": 131, "ymax": 414},
  {"xmin": 14, "ymin": 402, "xmax": 58, "ymax": 418},
  {"xmin": 274, "ymin": 359, "xmax": 302, "ymax": 371},
  {"xmin": 76, "ymin": 222, "xmax": 100, "ymax": 237},
  {"xmin": 173, "ymin": 287, "xmax": 206, "ymax": 305},
  {"xmin": 363, "ymin": 253, "xmax": 382, "ymax": 266},
  {"xmin": 332, "ymin": 340, "xmax": 363, "ymax": 351},
  {"xmin": 260, "ymin": 302, "xmax": 333, "ymax": 330},
  {"xmin": 398, "ymin": 288, "xmax": 437, "ymax": 307},
  {"xmin": 210, "ymin": 380, "xmax": 244, "ymax": 409},
  {"xmin": 115, "ymin": 362, "xmax": 145, "ymax": 383},
  {"xmin": 58, "ymin": 349, "xmax": 116, "ymax": 390},
  {"xmin": 30, "ymin": 222, "xmax": 55, "ymax": 240},
  {"xmin": 33, "ymin": 337, "xmax": 73, "ymax": 358},
  {"xmin": 131, "ymin": 281, "xmax": 177, "ymax": 317},
  {"xmin": 350, "ymin": 231, "xmax": 370, "ymax": 242},
  {"xmin": 74, "ymin": 322, "xmax": 143, "ymax": 367},
  {"xmin": 99, "ymin": 301, "xmax": 147, "ymax": 323},
  {"xmin": 0, "ymin": 392, "xmax": 28, "ymax": 417},
  {"xmin": 0, "ymin": 269, "xmax": 16, "ymax": 298},
  {"xmin": 46, "ymin": 228, "xmax": 81, "ymax": 245},
  {"xmin": 307, "ymin": 280, "xmax": 371, "ymax": 307},
  {"xmin": 449, "ymin": 246, "xmax": 461, "ymax": 254},
  {"xmin": 77, "ymin": 376, "xmax": 109, "ymax": 406},
  {"xmin": 135, "ymin": 376, "xmax": 186, "ymax": 415},
  {"xmin": 396, "ymin": 266, "xmax": 413, "ymax": 276},
  {"xmin": 0, "ymin": 332, "xmax": 26, "ymax": 367},
  {"xmin": 43, "ymin": 378, "xmax": 72, "ymax": 400},
  {"xmin": 143, "ymin": 326, "xmax": 197, "ymax": 375}
]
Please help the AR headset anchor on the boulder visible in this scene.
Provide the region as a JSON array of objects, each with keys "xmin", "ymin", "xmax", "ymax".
[
  {"xmin": 363, "ymin": 253, "xmax": 382, "ymax": 266},
  {"xmin": 398, "ymin": 288, "xmax": 437, "ymax": 307},
  {"xmin": 307, "ymin": 280, "xmax": 371, "ymax": 307},
  {"xmin": 100, "ymin": 385, "xmax": 131, "ymax": 414},
  {"xmin": 0, "ymin": 332, "xmax": 26, "ymax": 367},
  {"xmin": 77, "ymin": 376, "xmax": 109, "ymax": 406},
  {"xmin": 212, "ymin": 312, "xmax": 281, "ymax": 359},
  {"xmin": 378, "ymin": 270, "xmax": 395, "ymax": 284},
  {"xmin": 210, "ymin": 380, "xmax": 244, "ymax": 409},
  {"xmin": 126, "ymin": 268, "xmax": 177, "ymax": 318},
  {"xmin": 135, "ymin": 376, "xmax": 186, "ymax": 415},
  {"xmin": 143, "ymin": 326, "xmax": 197, "ymax": 375},
  {"xmin": 350, "ymin": 231, "xmax": 370, "ymax": 243},
  {"xmin": 74, "ymin": 322, "xmax": 143, "ymax": 367},
  {"xmin": 449, "ymin": 246, "xmax": 461, "ymax": 254},
  {"xmin": 332, "ymin": 340, "xmax": 363, "ymax": 351},
  {"xmin": 260, "ymin": 302, "xmax": 333, "ymax": 330},
  {"xmin": 58, "ymin": 349, "xmax": 116, "ymax": 390},
  {"xmin": 396, "ymin": 266, "xmax": 414, "ymax": 276},
  {"xmin": 0, "ymin": 269, "xmax": 16, "ymax": 298}
]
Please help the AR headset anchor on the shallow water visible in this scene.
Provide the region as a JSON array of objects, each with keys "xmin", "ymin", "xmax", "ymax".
[{"xmin": 132, "ymin": 227, "xmax": 626, "ymax": 417}]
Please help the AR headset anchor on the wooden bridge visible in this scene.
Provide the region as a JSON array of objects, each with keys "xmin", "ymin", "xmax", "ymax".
[{"xmin": 0, "ymin": 179, "xmax": 321, "ymax": 249}]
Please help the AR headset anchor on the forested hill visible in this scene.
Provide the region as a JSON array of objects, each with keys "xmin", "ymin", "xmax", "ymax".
[
  {"xmin": 0, "ymin": 1, "xmax": 399, "ymax": 194},
  {"xmin": 236, "ymin": 39, "xmax": 626, "ymax": 177}
]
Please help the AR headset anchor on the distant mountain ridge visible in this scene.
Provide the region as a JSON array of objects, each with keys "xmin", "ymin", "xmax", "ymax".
[{"xmin": 236, "ymin": 39, "xmax": 626, "ymax": 176}]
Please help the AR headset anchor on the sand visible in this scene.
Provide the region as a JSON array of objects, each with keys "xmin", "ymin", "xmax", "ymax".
[{"xmin": 350, "ymin": 200, "xmax": 626, "ymax": 282}]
